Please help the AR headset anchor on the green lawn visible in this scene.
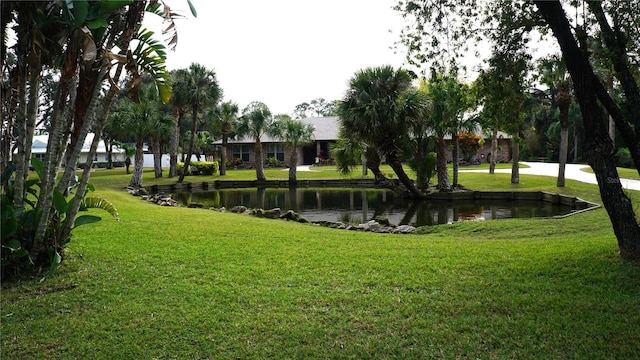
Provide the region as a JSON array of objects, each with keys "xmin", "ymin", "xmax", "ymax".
[
  {"xmin": 581, "ymin": 166, "xmax": 640, "ymax": 181},
  {"xmin": 2, "ymin": 167, "xmax": 639, "ymax": 359}
]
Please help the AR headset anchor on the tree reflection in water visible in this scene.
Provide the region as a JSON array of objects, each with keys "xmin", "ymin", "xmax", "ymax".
[{"xmin": 173, "ymin": 188, "xmax": 574, "ymax": 227}]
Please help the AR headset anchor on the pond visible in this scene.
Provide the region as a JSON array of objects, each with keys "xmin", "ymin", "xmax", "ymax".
[{"xmin": 171, "ymin": 188, "xmax": 577, "ymax": 227}]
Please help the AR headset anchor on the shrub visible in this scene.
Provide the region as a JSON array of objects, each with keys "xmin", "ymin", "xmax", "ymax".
[
  {"xmin": 178, "ymin": 161, "xmax": 219, "ymax": 176},
  {"xmin": 265, "ymin": 157, "xmax": 280, "ymax": 167},
  {"xmin": 1, "ymin": 159, "xmax": 119, "ymax": 281},
  {"xmin": 615, "ymin": 148, "xmax": 634, "ymax": 168}
]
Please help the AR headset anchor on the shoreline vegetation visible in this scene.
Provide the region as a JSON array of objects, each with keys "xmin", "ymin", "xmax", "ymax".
[{"xmin": 2, "ymin": 165, "xmax": 639, "ymax": 359}]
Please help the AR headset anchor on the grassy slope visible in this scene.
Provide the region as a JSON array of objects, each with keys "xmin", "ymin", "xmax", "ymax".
[{"xmin": 2, "ymin": 167, "xmax": 639, "ymax": 359}]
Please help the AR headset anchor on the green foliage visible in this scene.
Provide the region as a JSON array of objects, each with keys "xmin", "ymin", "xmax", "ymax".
[
  {"xmin": 1, "ymin": 158, "xmax": 118, "ymax": 281},
  {"xmin": 408, "ymin": 152, "xmax": 437, "ymax": 189},
  {"xmin": 178, "ymin": 161, "xmax": 219, "ymax": 176},
  {"xmin": 264, "ymin": 157, "xmax": 280, "ymax": 168},
  {"xmin": 615, "ymin": 148, "xmax": 634, "ymax": 168},
  {"xmin": 330, "ymin": 136, "xmax": 363, "ymax": 175},
  {"xmin": 3, "ymin": 170, "xmax": 640, "ymax": 358}
]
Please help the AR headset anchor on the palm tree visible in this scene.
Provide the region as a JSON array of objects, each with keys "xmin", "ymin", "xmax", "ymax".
[
  {"xmin": 149, "ymin": 108, "xmax": 174, "ymax": 178},
  {"xmin": 338, "ymin": 65, "xmax": 428, "ymax": 198},
  {"xmin": 210, "ymin": 101, "xmax": 239, "ymax": 175},
  {"xmin": 119, "ymin": 84, "xmax": 161, "ymax": 188},
  {"xmin": 272, "ymin": 115, "xmax": 315, "ymax": 184},
  {"xmin": 168, "ymin": 69, "xmax": 189, "ymax": 178},
  {"xmin": 237, "ymin": 101, "xmax": 274, "ymax": 181},
  {"xmin": 177, "ymin": 63, "xmax": 223, "ymax": 183},
  {"xmin": 538, "ymin": 54, "xmax": 572, "ymax": 187}
]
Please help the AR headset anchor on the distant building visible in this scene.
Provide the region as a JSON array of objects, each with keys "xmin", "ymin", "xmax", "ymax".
[
  {"xmin": 218, "ymin": 116, "xmax": 512, "ymax": 167},
  {"xmin": 28, "ymin": 133, "xmax": 126, "ymax": 167}
]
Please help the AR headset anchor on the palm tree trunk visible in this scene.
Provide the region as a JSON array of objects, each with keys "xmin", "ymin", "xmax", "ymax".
[
  {"xmin": 220, "ymin": 136, "xmax": 228, "ymax": 176},
  {"xmin": 452, "ymin": 133, "xmax": 460, "ymax": 187},
  {"xmin": 255, "ymin": 138, "xmax": 266, "ymax": 181},
  {"xmin": 365, "ymin": 147, "xmax": 387, "ymax": 183},
  {"xmin": 153, "ymin": 137, "xmax": 162, "ymax": 178},
  {"xmin": 178, "ymin": 109, "xmax": 198, "ymax": 183},
  {"xmin": 169, "ymin": 114, "xmax": 180, "ymax": 178},
  {"xmin": 130, "ymin": 139, "xmax": 144, "ymax": 187},
  {"xmin": 386, "ymin": 151, "xmax": 423, "ymax": 198},
  {"xmin": 557, "ymin": 82, "xmax": 571, "ymax": 187},
  {"xmin": 12, "ymin": 57, "xmax": 32, "ymax": 213},
  {"xmin": 557, "ymin": 127, "xmax": 568, "ymax": 187},
  {"xmin": 289, "ymin": 146, "xmax": 298, "ymax": 184},
  {"xmin": 511, "ymin": 135, "xmax": 520, "ymax": 184},
  {"xmin": 435, "ymin": 134, "xmax": 450, "ymax": 191},
  {"xmin": 489, "ymin": 128, "xmax": 498, "ymax": 174}
]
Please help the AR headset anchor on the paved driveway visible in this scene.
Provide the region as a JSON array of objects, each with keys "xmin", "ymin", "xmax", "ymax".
[{"xmin": 463, "ymin": 161, "xmax": 640, "ymax": 191}]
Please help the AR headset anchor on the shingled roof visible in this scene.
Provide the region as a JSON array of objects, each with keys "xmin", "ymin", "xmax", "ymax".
[{"xmin": 222, "ymin": 116, "xmax": 341, "ymax": 144}]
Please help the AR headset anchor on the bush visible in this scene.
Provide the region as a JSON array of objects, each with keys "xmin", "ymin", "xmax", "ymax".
[
  {"xmin": 178, "ymin": 161, "xmax": 219, "ymax": 176},
  {"xmin": 265, "ymin": 157, "xmax": 280, "ymax": 168},
  {"xmin": 615, "ymin": 148, "xmax": 634, "ymax": 168}
]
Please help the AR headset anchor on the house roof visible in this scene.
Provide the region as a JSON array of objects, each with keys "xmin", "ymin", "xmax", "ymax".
[
  {"xmin": 220, "ymin": 116, "xmax": 341, "ymax": 145},
  {"xmin": 219, "ymin": 116, "xmax": 510, "ymax": 144}
]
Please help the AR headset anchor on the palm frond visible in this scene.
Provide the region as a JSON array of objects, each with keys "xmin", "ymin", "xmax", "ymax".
[
  {"xmin": 131, "ymin": 28, "xmax": 172, "ymax": 104},
  {"xmin": 81, "ymin": 197, "xmax": 120, "ymax": 221}
]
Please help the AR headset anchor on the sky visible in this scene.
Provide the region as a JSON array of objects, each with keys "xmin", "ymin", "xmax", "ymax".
[{"xmin": 144, "ymin": 0, "xmax": 409, "ymax": 115}]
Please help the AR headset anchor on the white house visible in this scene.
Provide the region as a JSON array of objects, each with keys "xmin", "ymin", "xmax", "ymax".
[{"xmin": 28, "ymin": 133, "xmax": 126, "ymax": 166}]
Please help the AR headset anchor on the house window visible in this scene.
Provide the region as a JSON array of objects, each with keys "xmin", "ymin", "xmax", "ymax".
[
  {"xmin": 93, "ymin": 154, "xmax": 98, "ymax": 162},
  {"xmin": 266, "ymin": 143, "xmax": 285, "ymax": 162},
  {"xmin": 232, "ymin": 144, "xmax": 250, "ymax": 162}
]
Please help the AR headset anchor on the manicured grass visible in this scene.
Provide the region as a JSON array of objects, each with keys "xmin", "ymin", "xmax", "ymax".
[
  {"xmin": 581, "ymin": 166, "xmax": 640, "ymax": 181},
  {"xmin": 2, "ymin": 168, "xmax": 640, "ymax": 359}
]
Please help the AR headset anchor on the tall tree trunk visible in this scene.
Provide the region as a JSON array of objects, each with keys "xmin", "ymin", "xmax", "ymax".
[
  {"xmin": 288, "ymin": 145, "xmax": 297, "ymax": 184},
  {"xmin": 220, "ymin": 135, "xmax": 228, "ymax": 176},
  {"xmin": 386, "ymin": 150, "xmax": 423, "ymax": 198},
  {"xmin": 435, "ymin": 134, "xmax": 450, "ymax": 191},
  {"xmin": 152, "ymin": 137, "xmax": 162, "ymax": 178},
  {"xmin": 489, "ymin": 128, "xmax": 498, "ymax": 174},
  {"xmin": 168, "ymin": 113, "xmax": 181, "ymax": 178},
  {"xmin": 511, "ymin": 135, "xmax": 520, "ymax": 184},
  {"xmin": 106, "ymin": 139, "xmax": 113, "ymax": 169},
  {"xmin": 11, "ymin": 54, "xmax": 30, "ymax": 213},
  {"xmin": 573, "ymin": 117, "xmax": 580, "ymax": 163},
  {"xmin": 129, "ymin": 139, "xmax": 144, "ymax": 187},
  {"xmin": 556, "ymin": 81, "xmax": 571, "ymax": 187},
  {"xmin": 452, "ymin": 133, "xmax": 460, "ymax": 187},
  {"xmin": 536, "ymin": 0, "xmax": 640, "ymax": 259},
  {"xmin": 588, "ymin": 2, "xmax": 640, "ymax": 174},
  {"xmin": 557, "ymin": 126, "xmax": 568, "ymax": 187},
  {"xmin": 255, "ymin": 138, "xmax": 266, "ymax": 181},
  {"xmin": 178, "ymin": 108, "xmax": 198, "ymax": 183}
]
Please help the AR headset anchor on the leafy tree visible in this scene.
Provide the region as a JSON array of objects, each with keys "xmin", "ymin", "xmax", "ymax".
[
  {"xmin": 272, "ymin": 114, "xmax": 315, "ymax": 183},
  {"xmin": 418, "ymin": 72, "xmax": 474, "ymax": 189},
  {"xmin": 293, "ymin": 98, "xmax": 338, "ymax": 119},
  {"xmin": 535, "ymin": 1, "xmax": 640, "ymax": 258},
  {"xmin": 395, "ymin": 0, "xmax": 640, "ymax": 258},
  {"xmin": 458, "ymin": 131, "xmax": 482, "ymax": 161},
  {"xmin": 176, "ymin": 63, "xmax": 223, "ymax": 183},
  {"xmin": 338, "ymin": 65, "xmax": 428, "ymax": 198},
  {"xmin": 237, "ymin": 101, "xmax": 274, "ymax": 181}
]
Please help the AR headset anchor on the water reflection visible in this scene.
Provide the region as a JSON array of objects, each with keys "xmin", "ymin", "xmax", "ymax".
[{"xmin": 172, "ymin": 188, "xmax": 574, "ymax": 227}]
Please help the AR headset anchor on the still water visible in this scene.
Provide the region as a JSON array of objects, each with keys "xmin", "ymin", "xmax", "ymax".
[{"xmin": 171, "ymin": 188, "xmax": 574, "ymax": 227}]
